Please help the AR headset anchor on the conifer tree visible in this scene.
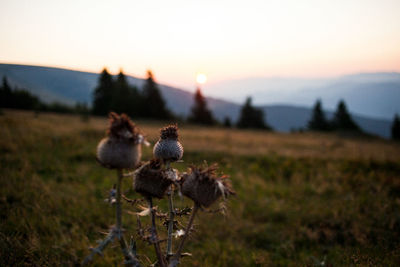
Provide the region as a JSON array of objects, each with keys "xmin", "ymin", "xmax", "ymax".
[
  {"xmin": 391, "ymin": 114, "xmax": 400, "ymax": 141},
  {"xmin": 237, "ymin": 97, "xmax": 270, "ymax": 129},
  {"xmin": 142, "ymin": 70, "xmax": 172, "ymax": 119},
  {"xmin": 0, "ymin": 76, "xmax": 11, "ymax": 107},
  {"xmin": 126, "ymin": 84, "xmax": 142, "ymax": 118},
  {"xmin": 0, "ymin": 76, "xmax": 40, "ymax": 110},
  {"xmin": 2, "ymin": 76, "xmax": 11, "ymax": 93},
  {"xmin": 308, "ymin": 99, "xmax": 330, "ymax": 131},
  {"xmin": 0, "ymin": 77, "xmax": 11, "ymax": 107},
  {"xmin": 331, "ymin": 100, "xmax": 360, "ymax": 131},
  {"xmin": 92, "ymin": 69, "xmax": 113, "ymax": 116},
  {"xmin": 223, "ymin": 116, "xmax": 232, "ymax": 128},
  {"xmin": 188, "ymin": 87, "xmax": 215, "ymax": 125},
  {"xmin": 111, "ymin": 70, "xmax": 132, "ymax": 114}
]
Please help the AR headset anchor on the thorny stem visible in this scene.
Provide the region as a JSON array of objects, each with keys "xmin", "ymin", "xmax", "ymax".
[
  {"xmin": 116, "ymin": 170, "xmax": 123, "ymax": 230},
  {"xmin": 167, "ymin": 189, "xmax": 175, "ymax": 256},
  {"xmin": 148, "ymin": 197, "xmax": 167, "ymax": 267},
  {"xmin": 122, "ymin": 194, "xmax": 144, "ymax": 206},
  {"xmin": 116, "ymin": 169, "xmax": 141, "ymax": 266},
  {"xmin": 82, "ymin": 170, "xmax": 141, "ymax": 266},
  {"xmin": 168, "ymin": 203, "xmax": 199, "ymax": 267},
  {"xmin": 165, "ymin": 161, "xmax": 175, "ymax": 258},
  {"xmin": 81, "ymin": 227, "xmax": 115, "ymax": 265}
]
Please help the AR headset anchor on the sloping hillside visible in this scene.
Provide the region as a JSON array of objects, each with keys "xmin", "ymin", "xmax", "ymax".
[{"xmin": 0, "ymin": 63, "xmax": 392, "ymax": 138}]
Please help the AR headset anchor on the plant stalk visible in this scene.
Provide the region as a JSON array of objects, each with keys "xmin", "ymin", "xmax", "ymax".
[
  {"xmin": 148, "ymin": 197, "xmax": 167, "ymax": 267},
  {"xmin": 82, "ymin": 170, "xmax": 141, "ymax": 266},
  {"xmin": 116, "ymin": 169, "xmax": 123, "ymax": 230},
  {"xmin": 169, "ymin": 203, "xmax": 199, "ymax": 267},
  {"xmin": 116, "ymin": 169, "xmax": 141, "ymax": 267},
  {"xmin": 165, "ymin": 161, "xmax": 175, "ymax": 258},
  {"xmin": 81, "ymin": 228, "xmax": 115, "ymax": 265},
  {"xmin": 167, "ymin": 188, "xmax": 175, "ymax": 256}
]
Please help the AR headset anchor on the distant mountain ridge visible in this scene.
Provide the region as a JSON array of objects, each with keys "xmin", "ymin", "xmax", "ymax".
[
  {"xmin": 0, "ymin": 63, "xmax": 393, "ymax": 138},
  {"xmin": 206, "ymin": 72, "xmax": 400, "ymax": 120}
]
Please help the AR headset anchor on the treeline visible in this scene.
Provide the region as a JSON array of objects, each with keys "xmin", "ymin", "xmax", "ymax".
[
  {"xmin": 1, "ymin": 71, "xmax": 400, "ymax": 140},
  {"xmin": 92, "ymin": 69, "xmax": 271, "ymax": 129},
  {"xmin": 92, "ymin": 69, "xmax": 172, "ymax": 120},
  {"xmin": 0, "ymin": 70, "xmax": 270, "ymax": 130},
  {"xmin": 307, "ymin": 99, "xmax": 400, "ymax": 140},
  {"xmin": 0, "ymin": 76, "xmax": 90, "ymax": 115},
  {"xmin": 307, "ymin": 99, "xmax": 361, "ymax": 132}
]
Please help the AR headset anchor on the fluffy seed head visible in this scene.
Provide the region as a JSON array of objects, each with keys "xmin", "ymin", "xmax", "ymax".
[
  {"xmin": 181, "ymin": 164, "xmax": 234, "ymax": 207},
  {"xmin": 160, "ymin": 124, "xmax": 179, "ymax": 140},
  {"xmin": 96, "ymin": 112, "xmax": 142, "ymax": 169},
  {"xmin": 133, "ymin": 159, "xmax": 174, "ymax": 198},
  {"xmin": 107, "ymin": 112, "xmax": 140, "ymax": 143},
  {"xmin": 153, "ymin": 124, "xmax": 183, "ymax": 162}
]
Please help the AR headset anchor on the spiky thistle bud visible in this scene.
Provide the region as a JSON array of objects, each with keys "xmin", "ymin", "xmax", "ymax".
[
  {"xmin": 153, "ymin": 124, "xmax": 183, "ymax": 163},
  {"xmin": 133, "ymin": 159, "xmax": 174, "ymax": 198},
  {"xmin": 96, "ymin": 112, "xmax": 142, "ymax": 169},
  {"xmin": 180, "ymin": 164, "xmax": 235, "ymax": 207}
]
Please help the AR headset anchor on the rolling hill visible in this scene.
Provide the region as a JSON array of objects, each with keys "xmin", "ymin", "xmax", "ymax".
[
  {"xmin": 0, "ymin": 63, "xmax": 393, "ymax": 138},
  {"xmin": 206, "ymin": 73, "xmax": 400, "ymax": 120}
]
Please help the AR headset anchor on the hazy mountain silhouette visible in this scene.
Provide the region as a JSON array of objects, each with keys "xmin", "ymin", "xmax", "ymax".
[
  {"xmin": 0, "ymin": 63, "xmax": 392, "ymax": 138},
  {"xmin": 206, "ymin": 73, "xmax": 400, "ymax": 120}
]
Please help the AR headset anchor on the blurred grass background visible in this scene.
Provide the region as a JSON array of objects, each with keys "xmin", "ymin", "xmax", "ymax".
[{"xmin": 1, "ymin": 110, "xmax": 400, "ymax": 266}]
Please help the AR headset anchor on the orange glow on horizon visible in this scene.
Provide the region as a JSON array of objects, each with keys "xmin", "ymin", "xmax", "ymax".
[{"xmin": 0, "ymin": 0, "xmax": 399, "ymax": 90}]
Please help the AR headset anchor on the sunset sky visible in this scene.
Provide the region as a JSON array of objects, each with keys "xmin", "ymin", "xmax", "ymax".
[{"xmin": 1, "ymin": 0, "xmax": 399, "ymax": 90}]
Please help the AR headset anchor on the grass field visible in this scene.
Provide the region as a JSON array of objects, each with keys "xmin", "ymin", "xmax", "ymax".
[{"xmin": 1, "ymin": 109, "xmax": 400, "ymax": 266}]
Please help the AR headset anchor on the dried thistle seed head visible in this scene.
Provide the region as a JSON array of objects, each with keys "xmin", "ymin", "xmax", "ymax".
[
  {"xmin": 160, "ymin": 124, "xmax": 179, "ymax": 140},
  {"xmin": 107, "ymin": 112, "xmax": 140, "ymax": 143},
  {"xmin": 96, "ymin": 138, "xmax": 142, "ymax": 169},
  {"xmin": 96, "ymin": 112, "xmax": 143, "ymax": 169},
  {"xmin": 153, "ymin": 124, "xmax": 183, "ymax": 162},
  {"xmin": 181, "ymin": 164, "xmax": 235, "ymax": 207},
  {"xmin": 133, "ymin": 159, "xmax": 173, "ymax": 198}
]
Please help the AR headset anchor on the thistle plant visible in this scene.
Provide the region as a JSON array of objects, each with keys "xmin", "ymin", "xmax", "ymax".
[
  {"xmin": 83, "ymin": 113, "xmax": 145, "ymax": 266},
  {"xmin": 153, "ymin": 125, "xmax": 183, "ymax": 259},
  {"xmin": 153, "ymin": 124, "xmax": 184, "ymax": 163},
  {"xmin": 82, "ymin": 114, "xmax": 234, "ymax": 266}
]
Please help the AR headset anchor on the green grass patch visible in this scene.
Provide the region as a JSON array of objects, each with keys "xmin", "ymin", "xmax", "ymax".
[{"xmin": 1, "ymin": 111, "xmax": 400, "ymax": 266}]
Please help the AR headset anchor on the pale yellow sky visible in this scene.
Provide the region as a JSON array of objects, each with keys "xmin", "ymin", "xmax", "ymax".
[{"xmin": 0, "ymin": 0, "xmax": 399, "ymax": 89}]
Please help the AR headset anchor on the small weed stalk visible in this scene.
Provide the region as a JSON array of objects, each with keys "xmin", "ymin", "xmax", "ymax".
[{"xmin": 82, "ymin": 116, "xmax": 234, "ymax": 266}]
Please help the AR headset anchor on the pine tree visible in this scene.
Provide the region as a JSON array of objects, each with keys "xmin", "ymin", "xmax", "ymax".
[
  {"xmin": 0, "ymin": 76, "xmax": 12, "ymax": 108},
  {"xmin": 223, "ymin": 116, "xmax": 232, "ymax": 128},
  {"xmin": 331, "ymin": 100, "xmax": 360, "ymax": 131},
  {"xmin": 92, "ymin": 69, "xmax": 114, "ymax": 115},
  {"xmin": 2, "ymin": 76, "xmax": 11, "ymax": 93},
  {"xmin": 142, "ymin": 70, "xmax": 172, "ymax": 119},
  {"xmin": 237, "ymin": 97, "xmax": 270, "ymax": 129},
  {"xmin": 126, "ymin": 84, "xmax": 142, "ymax": 118},
  {"xmin": 391, "ymin": 114, "xmax": 400, "ymax": 141},
  {"xmin": 0, "ymin": 76, "xmax": 41, "ymax": 110},
  {"xmin": 308, "ymin": 99, "xmax": 330, "ymax": 131},
  {"xmin": 188, "ymin": 87, "xmax": 215, "ymax": 125},
  {"xmin": 111, "ymin": 70, "xmax": 132, "ymax": 114}
]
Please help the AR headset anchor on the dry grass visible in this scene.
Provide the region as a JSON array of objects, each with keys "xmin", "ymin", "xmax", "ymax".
[
  {"xmin": 5, "ymin": 109, "xmax": 399, "ymax": 161},
  {"xmin": 1, "ymin": 109, "xmax": 400, "ymax": 266}
]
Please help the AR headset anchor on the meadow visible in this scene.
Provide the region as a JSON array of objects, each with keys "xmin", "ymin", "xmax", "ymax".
[{"xmin": 1, "ymin": 109, "xmax": 400, "ymax": 266}]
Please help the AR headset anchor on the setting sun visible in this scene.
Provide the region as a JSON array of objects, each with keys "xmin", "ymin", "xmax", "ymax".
[{"xmin": 196, "ymin": 73, "xmax": 207, "ymax": 84}]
